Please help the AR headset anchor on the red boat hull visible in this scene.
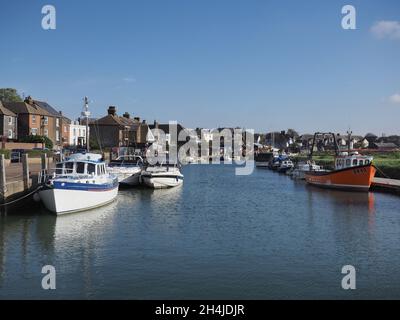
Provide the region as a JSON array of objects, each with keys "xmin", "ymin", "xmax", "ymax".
[{"xmin": 305, "ymin": 164, "xmax": 376, "ymax": 192}]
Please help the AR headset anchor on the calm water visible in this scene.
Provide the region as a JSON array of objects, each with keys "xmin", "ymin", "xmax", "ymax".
[{"xmin": 0, "ymin": 164, "xmax": 400, "ymax": 299}]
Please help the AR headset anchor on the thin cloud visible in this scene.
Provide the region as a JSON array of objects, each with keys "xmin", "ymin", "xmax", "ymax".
[
  {"xmin": 123, "ymin": 77, "xmax": 136, "ymax": 83},
  {"xmin": 371, "ymin": 20, "xmax": 400, "ymax": 39},
  {"xmin": 389, "ymin": 93, "xmax": 400, "ymax": 104}
]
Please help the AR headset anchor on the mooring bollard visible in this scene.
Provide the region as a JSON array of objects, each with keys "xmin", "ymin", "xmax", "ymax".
[
  {"xmin": 0, "ymin": 155, "xmax": 6, "ymax": 202},
  {"xmin": 22, "ymin": 154, "xmax": 29, "ymax": 190}
]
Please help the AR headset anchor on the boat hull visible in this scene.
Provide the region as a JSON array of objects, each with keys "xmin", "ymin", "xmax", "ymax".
[
  {"xmin": 305, "ymin": 164, "xmax": 376, "ymax": 191},
  {"xmin": 39, "ymin": 182, "xmax": 119, "ymax": 215},
  {"xmin": 141, "ymin": 174, "xmax": 183, "ymax": 189}
]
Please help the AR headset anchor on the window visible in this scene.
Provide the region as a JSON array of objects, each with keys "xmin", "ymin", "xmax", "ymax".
[
  {"xmin": 7, "ymin": 129, "xmax": 13, "ymax": 139},
  {"xmin": 56, "ymin": 118, "xmax": 60, "ymax": 127},
  {"xmin": 359, "ymin": 160, "xmax": 364, "ymax": 166},
  {"xmin": 73, "ymin": 128, "xmax": 76, "ymax": 136},
  {"xmin": 76, "ymin": 162, "xmax": 85, "ymax": 174},
  {"xmin": 56, "ymin": 130, "xmax": 60, "ymax": 141},
  {"xmin": 365, "ymin": 160, "xmax": 370, "ymax": 165},
  {"xmin": 87, "ymin": 163, "xmax": 96, "ymax": 175},
  {"xmin": 43, "ymin": 116, "xmax": 48, "ymax": 125},
  {"xmin": 56, "ymin": 163, "xmax": 63, "ymax": 175},
  {"xmin": 346, "ymin": 159, "xmax": 351, "ymax": 167},
  {"xmin": 32, "ymin": 115, "xmax": 36, "ymax": 124},
  {"xmin": 65, "ymin": 162, "xmax": 74, "ymax": 174},
  {"xmin": 8, "ymin": 117, "xmax": 13, "ymax": 125},
  {"xmin": 64, "ymin": 126, "xmax": 67, "ymax": 133},
  {"xmin": 31, "ymin": 128, "xmax": 38, "ymax": 135},
  {"xmin": 44, "ymin": 129, "xmax": 49, "ymax": 137},
  {"xmin": 353, "ymin": 159, "xmax": 358, "ymax": 166}
]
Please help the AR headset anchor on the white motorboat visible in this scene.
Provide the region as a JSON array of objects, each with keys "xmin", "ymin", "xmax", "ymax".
[
  {"xmin": 141, "ymin": 163, "xmax": 184, "ymax": 189},
  {"xmin": 38, "ymin": 153, "xmax": 119, "ymax": 215},
  {"xmin": 291, "ymin": 161, "xmax": 325, "ymax": 180},
  {"xmin": 107, "ymin": 155, "xmax": 143, "ymax": 186},
  {"xmin": 277, "ymin": 160, "xmax": 294, "ymax": 173}
]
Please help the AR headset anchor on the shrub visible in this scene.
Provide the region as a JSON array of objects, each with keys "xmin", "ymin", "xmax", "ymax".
[{"xmin": 19, "ymin": 135, "xmax": 53, "ymax": 149}]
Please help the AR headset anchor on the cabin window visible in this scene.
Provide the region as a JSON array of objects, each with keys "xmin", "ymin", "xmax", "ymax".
[
  {"xmin": 65, "ymin": 162, "xmax": 74, "ymax": 174},
  {"xmin": 346, "ymin": 159, "xmax": 351, "ymax": 167},
  {"xmin": 87, "ymin": 163, "xmax": 96, "ymax": 175},
  {"xmin": 359, "ymin": 160, "xmax": 364, "ymax": 166},
  {"xmin": 76, "ymin": 162, "xmax": 85, "ymax": 174},
  {"xmin": 365, "ymin": 160, "xmax": 370, "ymax": 165},
  {"xmin": 56, "ymin": 163, "xmax": 63, "ymax": 174},
  {"xmin": 353, "ymin": 159, "xmax": 358, "ymax": 166}
]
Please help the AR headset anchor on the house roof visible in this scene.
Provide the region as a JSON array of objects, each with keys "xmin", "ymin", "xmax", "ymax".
[
  {"xmin": 373, "ymin": 142, "xmax": 398, "ymax": 148},
  {"xmin": 4, "ymin": 101, "xmax": 52, "ymax": 116},
  {"xmin": 148, "ymin": 123, "xmax": 185, "ymax": 134},
  {"xmin": 0, "ymin": 101, "xmax": 16, "ymax": 116},
  {"xmin": 91, "ymin": 114, "xmax": 141, "ymax": 130},
  {"xmin": 34, "ymin": 100, "xmax": 61, "ymax": 117}
]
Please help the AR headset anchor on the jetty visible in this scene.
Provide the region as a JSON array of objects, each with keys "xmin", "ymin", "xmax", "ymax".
[
  {"xmin": 0, "ymin": 154, "xmax": 51, "ymax": 210},
  {"xmin": 371, "ymin": 177, "xmax": 400, "ymax": 194}
]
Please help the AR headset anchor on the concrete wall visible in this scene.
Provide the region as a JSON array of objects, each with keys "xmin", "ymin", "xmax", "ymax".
[{"xmin": 2, "ymin": 142, "xmax": 44, "ymax": 150}]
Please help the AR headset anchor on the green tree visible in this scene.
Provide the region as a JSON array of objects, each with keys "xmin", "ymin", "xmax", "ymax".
[
  {"xmin": 19, "ymin": 135, "xmax": 54, "ymax": 149},
  {"xmin": 0, "ymin": 88, "xmax": 23, "ymax": 103}
]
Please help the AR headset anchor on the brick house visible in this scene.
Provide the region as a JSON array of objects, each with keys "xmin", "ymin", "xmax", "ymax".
[
  {"xmin": 88, "ymin": 106, "xmax": 150, "ymax": 148},
  {"xmin": 4, "ymin": 96, "xmax": 67, "ymax": 149},
  {"xmin": 0, "ymin": 101, "xmax": 17, "ymax": 140}
]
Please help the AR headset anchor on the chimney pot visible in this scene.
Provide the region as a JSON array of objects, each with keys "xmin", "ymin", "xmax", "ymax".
[{"xmin": 108, "ymin": 106, "xmax": 117, "ymax": 116}]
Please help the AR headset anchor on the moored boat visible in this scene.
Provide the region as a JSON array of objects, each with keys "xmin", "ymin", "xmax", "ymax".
[
  {"xmin": 38, "ymin": 153, "xmax": 119, "ymax": 215},
  {"xmin": 304, "ymin": 132, "xmax": 376, "ymax": 191},
  {"xmin": 255, "ymin": 152, "xmax": 273, "ymax": 168},
  {"xmin": 107, "ymin": 155, "xmax": 143, "ymax": 186},
  {"xmin": 291, "ymin": 161, "xmax": 325, "ymax": 180},
  {"xmin": 141, "ymin": 163, "xmax": 184, "ymax": 189},
  {"xmin": 277, "ymin": 160, "xmax": 294, "ymax": 173},
  {"xmin": 305, "ymin": 152, "xmax": 376, "ymax": 191}
]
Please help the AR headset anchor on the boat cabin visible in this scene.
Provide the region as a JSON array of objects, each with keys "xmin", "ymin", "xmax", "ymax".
[
  {"xmin": 335, "ymin": 152, "xmax": 373, "ymax": 170},
  {"xmin": 55, "ymin": 160, "xmax": 107, "ymax": 176}
]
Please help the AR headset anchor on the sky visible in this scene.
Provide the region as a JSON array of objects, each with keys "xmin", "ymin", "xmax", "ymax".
[{"xmin": 0, "ymin": 0, "xmax": 399, "ymax": 135}]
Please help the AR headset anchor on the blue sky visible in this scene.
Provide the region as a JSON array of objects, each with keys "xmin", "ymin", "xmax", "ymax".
[{"xmin": 0, "ymin": 0, "xmax": 399, "ymax": 135}]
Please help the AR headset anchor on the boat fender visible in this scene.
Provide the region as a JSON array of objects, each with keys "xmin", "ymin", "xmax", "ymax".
[{"xmin": 33, "ymin": 193, "xmax": 41, "ymax": 203}]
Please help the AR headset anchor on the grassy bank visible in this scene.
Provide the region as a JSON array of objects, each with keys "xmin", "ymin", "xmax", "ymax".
[{"xmin": 293, "ymin": 151, "xmax": 400, "ymax": 180}]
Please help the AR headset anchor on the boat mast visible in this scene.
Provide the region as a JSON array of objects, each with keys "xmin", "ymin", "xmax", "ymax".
[{"xmin": 81, "ymin": 97, "xmax": 91, "ymax": 152}]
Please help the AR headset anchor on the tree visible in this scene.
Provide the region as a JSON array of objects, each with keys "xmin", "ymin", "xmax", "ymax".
[
  {"xmin": 0, "ymin": 88, "xmax": 23, "ymax": 103},
  {"xmin": 19, "ymin": 135, "xmax": 54, "ymax": 150},
  {"xmin": 286, "ymin": 128, "xmax": 299, "ymax": 139}
]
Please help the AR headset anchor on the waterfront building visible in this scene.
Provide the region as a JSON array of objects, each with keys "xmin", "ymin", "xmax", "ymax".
[
  {"xmin": 0, "ymin": 101, "xmax": 17, "ymax": 140},
  {"xmin": 4, "ymin": 96, "xmax": 64, "ymax": 149}
]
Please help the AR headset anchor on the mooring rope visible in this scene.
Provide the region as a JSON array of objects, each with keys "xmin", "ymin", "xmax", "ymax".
[
  {"xmin": 375, "ymin": 165, "xmax": 391, "ymax": 179},
  {"xmin": 0, "ymin": 185, "xmax": 43, "ymax": 207}
]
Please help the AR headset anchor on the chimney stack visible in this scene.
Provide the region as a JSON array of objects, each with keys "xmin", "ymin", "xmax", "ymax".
[
  {"xmin": 108, "ymin": 106, "xmax": 117, "ymax": 116},
  {"xmin": 25, "ymin": 96, "xmax": 34, "ymax": 105},
  {"xmin": 123, "ymin": 112, "xmax": 130, "ymax": 119},
  {"xmin": 134, "ymin": 116, "xmax": 140, "ymax": 122}
]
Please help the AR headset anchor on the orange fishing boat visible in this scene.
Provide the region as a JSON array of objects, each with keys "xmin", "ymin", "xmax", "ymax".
[{"xmin": 304, "ymin": 132, "xmax": 376, "ymax": 192}]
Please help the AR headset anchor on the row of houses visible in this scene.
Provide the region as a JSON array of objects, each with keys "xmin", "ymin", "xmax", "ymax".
[
  {"xmin": 0, "ymin": 96, "xmax": 158, "ymax": 150},
  {"xmin": 0, "ymin": 97, "xmax": 86, "ymax": 149}
]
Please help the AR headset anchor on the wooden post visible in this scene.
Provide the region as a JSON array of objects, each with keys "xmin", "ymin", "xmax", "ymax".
[
  {"xmin": 0, "ymin": 155, "xmax": 6, "ymax": 202},
  {"xmin": 22, "ymin": 154, "xmax": 29, "ymax": 190},
  {"xmin": 41, "ymin": 153, "xmax": 48, "ymax": 172}
]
